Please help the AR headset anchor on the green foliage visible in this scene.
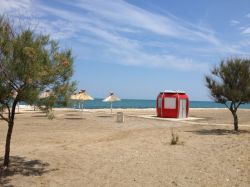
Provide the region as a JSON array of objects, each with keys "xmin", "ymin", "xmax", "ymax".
[
  {"xmin": 170, "ymin": 133, "xmax": 179, "ymax": 145},
  {"xmin": 0, "ymin": 16, "xmax": 76, "ymax": 115},
  {"xmin": 205, "ymin": 57, "xmax": 250, "ymax": 131},
  {"xmin": 205, "ymin": 58, "xmax": 250, "ymax": 105},
  {"xmin": 46, "ymin": 109, "xmax": 55, "ymax": 120},
  {"xmin": 170, "ymin": 129, "xmax": 183, "ymax": 145},
  {"xmin": 0, "ymin": 15, "xmax": 77, "ymax": 167}
]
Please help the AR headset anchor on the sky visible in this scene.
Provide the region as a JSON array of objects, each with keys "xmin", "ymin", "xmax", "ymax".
[{"xmin": 1, "ymin": 0, "xmax": 250, "ymax": 100}]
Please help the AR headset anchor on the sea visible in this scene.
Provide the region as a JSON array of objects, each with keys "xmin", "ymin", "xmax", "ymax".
[{"xmin": 70, "ymin": 99, "xmax": 250, "ymax": 109}]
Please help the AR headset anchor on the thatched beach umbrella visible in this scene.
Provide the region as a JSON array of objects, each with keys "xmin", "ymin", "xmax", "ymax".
[
  {"xmin": 103, "ymin": 92, "xmax": 120, "ymax": 113},
  {"xmin": 77, "ymin": 90, "xmax": 94, "ymax": 101},
  {"xmin": 39, "ymin": 89, "xmax": 52, "ymax": 99},
  {"xmin": 71, "ymin": 90, "xmax": 94, "ymax": 110},
  {"xmin": 70, "ymin": 93, "xmax": 78, "ymax": 100},
  {"xmin": 36, "ymin": 89, "xmax": 55, "ymax": 116},
  {"xmin": 39, "ymin": 90, "xmax": 53, "ymax": 111}
]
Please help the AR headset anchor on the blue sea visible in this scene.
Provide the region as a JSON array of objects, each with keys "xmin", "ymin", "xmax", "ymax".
[{"xmin": 70, "ymin": 99, "xmax": 250, "ymax": 109}]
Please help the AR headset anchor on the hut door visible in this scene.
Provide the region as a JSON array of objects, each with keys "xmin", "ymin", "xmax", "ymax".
[
  {"xmin": 158, "ymin": 98, "xmax": 162, "ymax": 116},
  {"xmin": 179, "ymin": 99, "xmax": 186, "ymax": 118}
]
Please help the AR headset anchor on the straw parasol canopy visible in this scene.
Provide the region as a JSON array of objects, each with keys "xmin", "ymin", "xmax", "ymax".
[
  {"xmin": 77, "ymin": 90, "xmax": 94, "ymax": 101},
  {"xmin": 70, "ymin": 90, "xmax": 94, "ymax": 110},
  {"xmin": 39, "ymin": 89, "xmax": 52, "ymax": 99},
  {"xmin": 37, "ymin": 90, "xmax": 54, "ymax": 112},
  {"xmin": 70, "ymin": 93, "xmax": 78, "ymax": 100},
  {"xmin": 103, "ymin": 92, "xmax": 120, "ymax": 113}
]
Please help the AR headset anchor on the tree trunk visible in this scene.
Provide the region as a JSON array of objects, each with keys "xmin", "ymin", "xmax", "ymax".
[
  {"xmin": 3, "ymin": 100, "xmax": 17, "ymax": 167},
  {"xmin": 3, "ymin": 121, "xmax": 14, "ymax": 167},
  {"xmin": 231, "ymin": 110, "xmax": 239, "ymax": 131}
]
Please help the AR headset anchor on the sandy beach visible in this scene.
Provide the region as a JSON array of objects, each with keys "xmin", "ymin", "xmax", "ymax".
[{"xmin": 0, "ymin": 108, "xmax": 250, "ymax": 186}]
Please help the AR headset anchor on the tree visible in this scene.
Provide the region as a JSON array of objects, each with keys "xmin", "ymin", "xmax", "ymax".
[
  {"xmin": 0, "ymin": 16, "xmax": 76, "ymax": 168},
  {"xmin": 205, "ymin": 58, "xmax": 250, "ymax": 131}
]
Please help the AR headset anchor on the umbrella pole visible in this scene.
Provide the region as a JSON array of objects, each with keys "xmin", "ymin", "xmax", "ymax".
[
  {"xmin": 82, "ymin": 101, "xmax": 84, "ymax": 119},
  {"xmin": 111, "ymin": 102, "xmax": 112, "ymax": 114}
]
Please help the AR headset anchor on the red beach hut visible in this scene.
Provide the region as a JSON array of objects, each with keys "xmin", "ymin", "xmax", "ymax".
[{"xmin": 156, "ymin": 90, "xmax": 189, "ymax": 118}]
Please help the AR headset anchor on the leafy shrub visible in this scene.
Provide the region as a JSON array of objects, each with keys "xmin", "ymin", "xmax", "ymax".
[
  {"xmin": 46, "ymin": 110, "xmax": 55, "ymax": 120},
  {"xmin": 170, "ymin": 129, "xmax": 183, "ymax": 145}
]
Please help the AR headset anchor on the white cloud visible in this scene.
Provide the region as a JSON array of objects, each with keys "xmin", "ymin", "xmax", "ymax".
[
  {"xmin": 238, "ymin": 40, "xmax": 250, "ymax": 47},
  {"xmin": 246, "ymin": 13, "xmax": 250, "ymax": 18},
  {"xmin": 0, "ymin": 0, "xmax": 244, "ymax": 71},
  {"xmin": 62, "ymin": 0, "xmax": 245, "ymax": 54},
  {"xmin": 62, "ymin": 0, "xmax": 220, "ymax": 45},
  {"xmin": 110, "ymin": 50, "xmax": 208, "ymax": 71},
  {"xmin": 230, "ymin": 19, "xmax": 240, "ymax": 26},
  {"xmin": 0, "ymin": 0, "xmax": 32, "ymax": 11},
  {"xmin": 74, "ymin": 24, "xmax": 208, "ymax": 71},
  {"xmin": 0, "ymin": 0, "xmax": 34, "ymax": 17},
  {"xmin": 241, "ymin": 27, "xmax": 250, "ymax": 35}
]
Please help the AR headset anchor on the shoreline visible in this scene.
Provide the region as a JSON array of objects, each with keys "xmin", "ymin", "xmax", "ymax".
[{"xmin": 17, "ymin": 105, "xmax": 250, "ymax": 111}]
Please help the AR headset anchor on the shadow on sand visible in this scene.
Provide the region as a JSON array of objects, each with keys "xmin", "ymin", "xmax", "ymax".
[
  {"xmin": 97, "ymin": 115, "xmax": 113, "ymax": 118},
  {"xmin": 187, "ymin": 128, "xmax": 250, "ymax": 135},
  {"xmin": 31, "ymin": 115, "xmax": 47, "ymax": 118},
  {"xmin": 0, "ymin": 156, "xmax": 55, "ymax": 187},
  {"xmin": 14, "ymin": 112, "xmax": 25, "ymax": 115},
  {"xmin": 65, "ymin": 113, "xmax": 80, "ymax": 116},
  {"xmin": 64, "ymin": 117, "xmax": 85, "ymax": 120}
]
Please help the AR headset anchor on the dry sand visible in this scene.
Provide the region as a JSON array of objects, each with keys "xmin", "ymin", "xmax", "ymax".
[{"xmin": 0, "ymin": 108, "xmax": 250, "ymax": 187}]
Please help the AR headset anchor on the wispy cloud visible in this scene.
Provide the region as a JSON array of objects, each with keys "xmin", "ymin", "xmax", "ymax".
[
  {"xmin": 0, "ymin": 0, "xmax": 245, "ymax": 71},
  {"xmin": 230, "ymin": 19, "xmax": 240, "ymax": 26},
  {"xmin": 62, "ymin": 0, "xmax": 221, "ymax": 45},
  {"xmin": 0, "ymin": 0, "xmax": 32, "ymax": 12},
  {"xmin": 246, "ymin": 13, "xmax": 250, "ymax": 18},
  {"xmin": 0, "ymin": 0, "xmax": 39, "ymax": 18},
  {"xmin": 241, "ymin": 27, "xmax": 250, "ymax": 35}
]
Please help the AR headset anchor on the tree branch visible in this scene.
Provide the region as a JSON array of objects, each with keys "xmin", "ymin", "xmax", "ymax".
[
  {"xmin": 0, "ymin": 64, "xmax": 20, "ymax": 91},
  {"xmin": 0, "ymin": 112, "xmax": 9, "ymax": 122},
  {"xmin": 235, "ymin": 101, "xmax": 242, "ymax": 112},
  {"xmin": 224, "ymin": 102, "xmax": 230, "ymax": 110},
  {"xmin": 6, "ymin": 103, "xmax": 11, "ymax": 120},
  {"xmin": 0, "ymin": 100, "xmax": 11, "ymax": 121}
]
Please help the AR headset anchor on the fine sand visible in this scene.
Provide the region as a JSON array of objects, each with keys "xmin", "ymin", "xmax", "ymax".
[{"xmin": 0, "ymin": 108, "xmax": 250, "ymax": 187}]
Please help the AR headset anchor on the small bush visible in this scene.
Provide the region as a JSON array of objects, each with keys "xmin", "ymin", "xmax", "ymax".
[
  {"xmin": 46, "ymin": 109, "xmax": 55, "ymax": 120},
  {"xmin": 170, "ymin": 129, "xmax": 183, "ymax": 145}
]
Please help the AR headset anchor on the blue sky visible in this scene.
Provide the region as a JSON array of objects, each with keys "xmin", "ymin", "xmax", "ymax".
[{"xmin": 1, "ymin": 0, "xmax": 250, "ymax": 100}]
